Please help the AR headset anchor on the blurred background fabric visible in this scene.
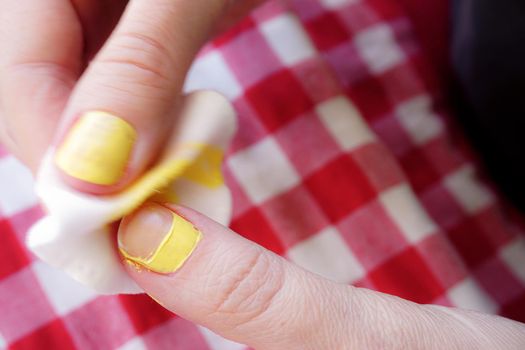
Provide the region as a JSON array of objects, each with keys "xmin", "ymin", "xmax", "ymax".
[{"xmin": 1, "ymin": 0, "xmax": 525, "ymax": 349}]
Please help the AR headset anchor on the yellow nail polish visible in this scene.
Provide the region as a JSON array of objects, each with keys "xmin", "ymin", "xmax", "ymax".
[
  {"xmin": 119, "ymin": 204, "xmax": 202, "ymax": 274},
  {"xmin": 55, "ymin": 111, "xmax": 136, "ymax": 185}
]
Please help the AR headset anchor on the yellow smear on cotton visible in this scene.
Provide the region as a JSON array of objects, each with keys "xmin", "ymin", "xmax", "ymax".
[
  {"xmin": 120, "ymin": 211, "xmax": 202, "ymax": 274},
  {"xmin": 55, "ymin": 111, "xmax": 136, "ymax": 185}
]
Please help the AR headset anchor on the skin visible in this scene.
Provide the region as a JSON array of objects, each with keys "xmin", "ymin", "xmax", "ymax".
[{"xmin": 0, "ymin": 1, "xmax": 524, "ymax": 348}]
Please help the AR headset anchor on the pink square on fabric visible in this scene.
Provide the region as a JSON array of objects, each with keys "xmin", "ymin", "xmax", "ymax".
[
  {"xmin": 221, "ymin": 28, "xmax": 282, "ymax": 88},
  {"xmin": 275, "ymin": 111, "xmax": 340, "ymax": 176},
  {"xmin": 0, "ymin": 268, "xmax": 56, "ymax": 343},
  {"xmin": 290, "ymin": 0, "xmax": 326, "ymax": 21},
  {"xmin": 337, "ymin": 1, "xmax": 382, "ymax": 32},
  {"xmin": 420, "ymin": 184, "xmax": 465, "ymax": 229},
  {"xmin": 379, "ymin": 63, "xmax": 426, "ymax": 105},
  {"xmin": 261, "ymin": 186, "xmax": 330, "ymax": 248},
  {"xmin": 252, "ymin": 0, "xmax": 290, "ymax": 23},
  {"xmin": 371, "ymin": 114, "xmax": 413, "ymax": 156},
  {"xmin": 338, "ymin": 200, "xmax": 409, "ymax": 271},
  {"xmin": 474, "ymin": 258, "xmax": 524, "ymax": 306},
  {"xmin": 8, "ymin": 206, "xmax": 45, "ymax": 243},
  {"xmin": 143, "ymin": 318, "xmax": 209, "ymax": 350},
  {"xmin": 291, "ymin": 57, "xmax": 341, "ymax": 104},
  {"xmin": 416, "ymin": 233, "xmax": 469, "ymax": 290},
  {"xmin": 64, "ymin": 297, "xmax": 136, "ymax": 350},
  {"xmin": 352, "ymin": 143, "xmax": 406, "ymax": 192},
  {"xmin": 230, "ymin": 98, "xmax": 270, "ymax": 152},
  {"xmin": 323, "ymin": 42, "xmax": 370, "ymax": 88},
  {"xmin": 474, "ymin": 207, "xmax": 518, "ymax": 248}
]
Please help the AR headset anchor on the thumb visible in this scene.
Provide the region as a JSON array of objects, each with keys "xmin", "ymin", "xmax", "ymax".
[
  {"xmin": 118, "ymin": 203, "xmax": 354, "ymax": 349},
  {"xmin": 117, "ymin": 203, "xmax": 525, "ymax": 350},
  {"xmin": 52, "ymin": 0, "xmax": 226, "ymax": 194}
]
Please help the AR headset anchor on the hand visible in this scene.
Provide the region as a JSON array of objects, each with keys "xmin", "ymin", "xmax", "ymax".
[
  {"xmin": 118, "ymin": 203, "xmax": 525, "ymax": 350},
  {"xmin": 0, "ymin": 0, "xmax": 262, "ymax": 190}
]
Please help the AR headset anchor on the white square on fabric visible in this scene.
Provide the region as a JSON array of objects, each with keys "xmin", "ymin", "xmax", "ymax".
[
  {"xmin": 320, "ymin": 0, "xmax": 358, "ymax": 10},
  {"xmin": 260, "ymin": 14, "xmax": 316, "ymax": 66},
  {"xmin": 228, "ymin": 138, "xmax": 300, "ymax": 204},
  {"xmin": 380, "ymin": 184, "xmax": 437, "ymax": 243},
  {"xmin": 500, "ymin": 238, "xmax": 525, "ymax": 284},
  {"xmin": 448, "ymin": 278, "xmax": 498, "ymax": 313},
  {"xmin": 116, "ymin": 338, "xmax": 148, "ymax": 350},
  {"xmin": 444, "ymin": 166, "xmax": 494, "ymax": 215},
  {"xmin": 396, "ymin": 95, "xmax": 444, "ymax": 145},
  {"xmin": 198, "ymin": 327, "xmax": 246, "ymax": 350},
  {"xmin": 288, "ymin": 226, "xmax": 365, "ymax": 283},
  {"xmin": 0, "ymin": 156, "xmax": 38, "ymax": 216},
  {"xmin": 354, "ymin": 24, "xmax": 405, "ymax": 74},
  {"xmin": 185, "ymin": 51, "xmax": 242, "ymax": 99},
  {"xmin": 32, "ymin": 261, "xmax": 97, "ymax": 315},
  {"xmin": 317, "ymin": 96, "xmax": 376, "ymax": 151}
]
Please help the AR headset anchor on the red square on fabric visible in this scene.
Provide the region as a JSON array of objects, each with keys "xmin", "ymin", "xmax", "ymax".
[
  {"xmin": 367, "ymin": 0, "xmax": 405, "ymax": 20},
  {"xmin": 336, "ymin": 2, "xmax": 381, "ymax": 32},
  {"xmin": 64, "ymin": 297, "xmax": 136, "ymax": 350},
  {"xmin": 275, "ymin": 111, "xmax": 340, "ymax": 176},
  {"xmin": 399, "ymin": 147, "xmax": 440, "ymax": 193},
  {"xmin": 352, "ymin": 143, "xmax": 405, "ymax": 192},
  {"xmin": 420, "ymin": 184, "xmax": 465, "ymax": 229},
  {"xmin": 260, "ymin": 186, "xmax": 330, "ymax": 248},
  {"xmin": 475, "ymin": 207, "xmax": 517, "ymax": 248},
  {"xmin": 305, "ymin": 12, "xmax": 351, "ymax": 51},
  {"xmin": 143, "ymin": 318, "xmax": 209, "ymax": 350},
  {"xmin": 221, "ymin": 28, "xmax": 282, "ymax": 88},
  {"xmin": 501, "ymin": 293, "xmax": 525, "ymax": 324},
  {"xmin": 0, "ymin": 268, "xmax": 56, "ymax": 343},
  {"xmin": 446, "ymin": 218, "xmax": 496, "ymax": 269},
  {"xmin": 119, "ymin": 294, "xmax": 175, "ymax": 334},
  {"xmin": 0, "ymin": 219, "xmax": 30, "ymax": 279},
  {"xmin": 305, "ymin": 155, "xmax": 376, "ymax": 223},
  {"xmin": 338, "ymin": 200, "xmax": 408, "ymax": 270},
  {"xmin": 416, "ymin": 234, "xmax": 468, "ymax": 289},
  {"xmin": 230, "ymin": 207, "xmax": 285, "ymax": 254},
  {"xmin": 10, "ymin": 319, "xmax": 76, "ymax": 350},
  {"xmin": 245, "ymin": 70, "xmax": 314, "ymax": 131},
  {"xmin": 323, "ymin": 42, "xmax": 369, "ymax": 88},
  {"xmin": 291, "ymin": 57, "xmax": 341, "ymax": 104},
  {"xmin": 347, "ymin": 78, "xmax": 391, "ymax": 122},
  {"xmin": 369, "ymin": 247, "xmax": 444, "ymax": 304},
  {"xmin": 474, "ymin": 258, "xmax": 524, "ymax": 306}
]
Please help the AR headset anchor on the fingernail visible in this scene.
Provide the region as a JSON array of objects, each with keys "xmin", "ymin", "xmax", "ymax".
[
  {"xmin": 118, "ymin": 203, "xmax": 202, "ymax": 274},
  {"xmin": 55, "ymin": 111, "xmax": 136, "ymax": 185}
]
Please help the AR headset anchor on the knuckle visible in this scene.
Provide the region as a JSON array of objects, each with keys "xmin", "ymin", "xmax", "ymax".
[
  {"xmin": 211, "ymin": 248, "xmax": 284, "ymax": 327},
  {"xmin": 95, "ymin": 31, "xmax": 174, "ymax": 91}
]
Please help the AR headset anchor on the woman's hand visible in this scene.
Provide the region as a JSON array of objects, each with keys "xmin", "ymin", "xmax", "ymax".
[
  {"xmin": 0, "ymin": 0, "xmax": 262, "ymax": 189},
  {"xmin": 118, "ymin": 203, "xmax": 525, "ymax": 350}
]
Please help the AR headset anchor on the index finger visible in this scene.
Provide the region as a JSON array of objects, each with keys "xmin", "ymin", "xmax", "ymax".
[{"xmin": 0, "ymin": 0, "xmax": 81, "ymax": 171}]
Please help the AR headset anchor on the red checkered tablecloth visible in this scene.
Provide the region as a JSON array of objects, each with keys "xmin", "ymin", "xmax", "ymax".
[{"xmin": 1, "ymin": 0, "xmax": 525, "ymax": 349}]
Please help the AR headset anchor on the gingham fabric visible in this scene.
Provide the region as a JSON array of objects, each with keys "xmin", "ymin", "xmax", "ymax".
[{"xmin": 1, "ymin": 0, "xmax": 525, "ymax": 349}]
